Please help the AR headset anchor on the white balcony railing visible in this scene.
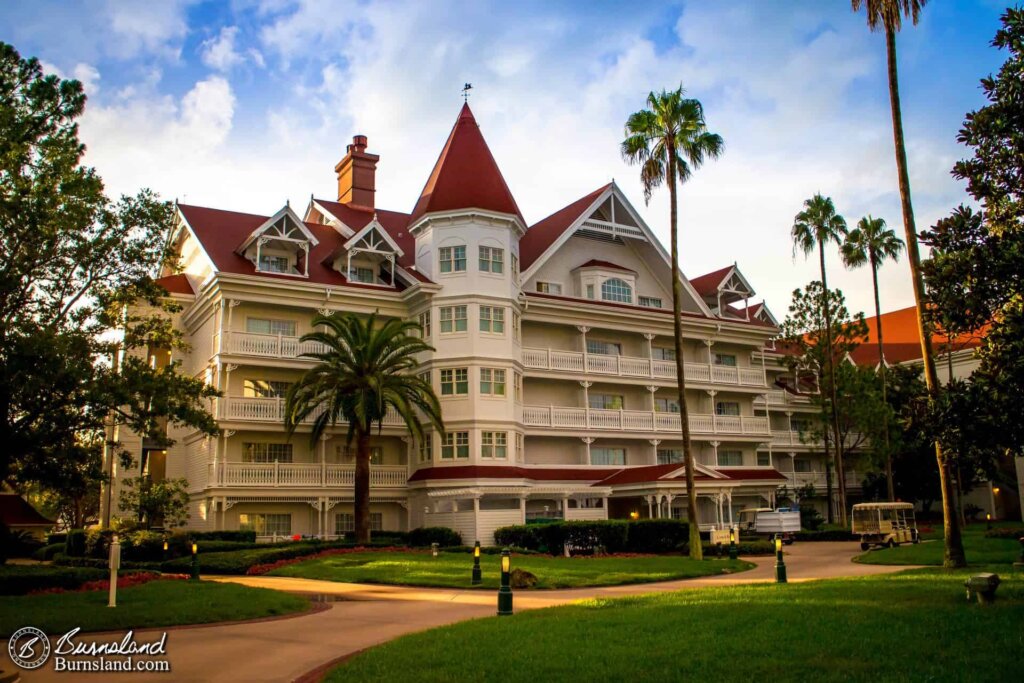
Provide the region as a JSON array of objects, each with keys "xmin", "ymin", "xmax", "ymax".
[
  {"xmin": 521, "ymin": 347, "xmax": 766, "ymax": 386},
  {"xmin": 225, "ymin": 332, "xmax": 329, "ymax": 359},
  {"xmin": 211, "ymin": 462, "xmax": 408, "ymax": 488},
  {"xmin": 754, "ymin": 389, "xmax": 815, "ymax": 409},
  {"xmin": 522, "ymin": 406, "xmax": 769, "ymax": 435},
  {"xmin": 783, "ymin": 470, "xmax": 862, "ymax": 490},
  {"xmin": 219, "ymin": 397, "xmax": 406, "ymax": 426},
  {"xmin": 770, "ymin": 429, "xmax": 821, "ymax": 447}
]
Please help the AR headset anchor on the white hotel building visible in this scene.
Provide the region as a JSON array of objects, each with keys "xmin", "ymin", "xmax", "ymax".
[{"xmin": 104, "ymin": 104, "xmax": 836, "ymax": 544}]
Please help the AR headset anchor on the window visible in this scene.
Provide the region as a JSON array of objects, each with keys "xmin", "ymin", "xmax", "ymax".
[
  {"xmin": 512, "ymin": 312, "xmax": 520, "ymax": 342},
  {"xmin": 513, "ymin": 372, "xmax": 522, "ymax": 403},
  {"xmin": 589, "ymin": 394, "xmax": 623, "ymax": 410},
  {"xmin": 536, "ymin": 282, "xmax": 562, "ymax": 295},
  {"xmin": 639, "ymin": 296, "xmax": 663, "ymax": 308},
  {"xmin": 791, "ymin": 418, "xmax": 812, "ymax": 433},
  {"xmin": 481, "ymin": 431, "xmax": 507, "ymax": 458},
  {"xmin": 714, "ymin": 353, "xmax": 737, "ymax": 367},
  {"xmin": 479, "ymin": 306, "xmax": 505, "ymax": 334},
  {"xmin": 418, "ymin": 370, "xmax": 431, "ymax": 388},
  {"xmin": 336, "ymin": 512, "xmax": 382, "ymax": 534},
  {"xmin": 418, "ymin": 311, "xmax": 431, "ymax": 338},
  {"xmin": 591, "ymin": 447, "xmax": 625, "ymax": 466},
  {"xmin": 439, "ymin": 306, "xmax": 467, "ymax": 333},
  {"xmin": 601, "ymin": 278, "xmax": 633, "ymax": 303},
  {"xmin": 246, "ymin": 318, "xmax": 296, "ymax": 336},
  {"xmin": 715, "ymin": 401, "xmax": 740, "ymax": 416},
  {"xmin": 243, "ymin": 379, "xmax": 292, "ymax": 398},
  {"xmin": 654, "ymin": 398, "xmax": 680, "ymax": 413},
  {"xmin": 794, "ymin": 457, "xmax": 812, "ymax": 473},
  {"xmin": 717, "ymin": 450, "xmax": 743, "ymax": 466},
  {"xmin": 757, "ymin": 452, "xmax": 771, "ymax": 467},
  {"xmin": 587, "ymin": 340, "xmax": 621, "ymax": 356},
  {"xmin": 439, "ymin": 245, "xmax": 467, "ymax": 273},
  {"xmin": 243, "ymin": 443, "xmax": 293, "ymax": 463},
  {"xmin": 440, "ymin": 368, "xmax": 469, "ymax": 396},
  {"xmin": 652, "ymin": 346, "xmax": 676, "ymax": 361},
  {"xmin": 586, "ymin": 284, "xmax": 595, "ymax": 299},
  {"xmin": 239, "ymin": 513, "xmax": 291, "ymax": 537},
  {"xmin": 258, "ymin": 254, "xmax": 291, "ymax": 273},
  {"xmin": 657, "ymin": 449, "xmax": 683, "ymax": 465},
  {"xmin": 419, "ymin": 435, "xmax": 433, "ymax": 462},
  {"xmin": 348, "ymin": 265, "xmax": 375, "ymax": 283},
  {"xmin": 480, "ymin": 368, "xmax": 506, "ymax": 396},
  {"xmin": 442, "ymin": 431, "xmax": 470, "ymax": 459},
  {"xmin": 479, "ymin": 246, "xmax": 504, "ymax": 273}
]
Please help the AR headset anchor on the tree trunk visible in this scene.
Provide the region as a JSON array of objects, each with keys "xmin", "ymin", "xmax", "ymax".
[
  {"xmin": 668, "ymin": 146, "xmax": 703, "ymax": 560},
  {"xmin": 819, "ymin": 244, "xmax": 847, "ymax": 526},
  {"xmin": 885, "ymin": 24, "xmax": 965, "ymax": 567},
  {"xmin": 820, "ymin": 375, "xmax": 835, "ymax": 525},
  {"xmin": 871, "ymin": 253, "xmax": 895, "ymax": 500},
  {"xmin": 354, "ymin": 430, "xmax": 372, "ymax": 544}
]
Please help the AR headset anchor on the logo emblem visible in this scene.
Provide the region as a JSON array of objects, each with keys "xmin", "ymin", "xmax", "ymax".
[{"xmin": 8, "ymin": 627, "xmax": 51, "ymax": 670}]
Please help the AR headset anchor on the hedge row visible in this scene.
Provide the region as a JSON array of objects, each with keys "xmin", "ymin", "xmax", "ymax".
[
  {"xmin": 0, "ymin": 565, "xmax": 108, "ymax": 596},
  {"xmin": 983, "ymin": 527, "xmax": 1024, "ymax": 540},
  {"xmin": 494, "ymin": 520, "xmax": 691, "ymax": 555}
]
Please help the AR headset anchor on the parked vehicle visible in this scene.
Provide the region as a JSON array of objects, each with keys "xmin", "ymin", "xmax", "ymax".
[
  {"xmin": 851, "ymin": 502, "xmax": 919, "ymax": 551},
  {"xmin": 736, "ymin": 507, "xmax": 801, "ymax": 544}
]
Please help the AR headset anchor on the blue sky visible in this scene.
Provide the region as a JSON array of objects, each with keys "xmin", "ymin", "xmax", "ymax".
[{"xmin": 0, "ymin": 0, "xmax": 1009, "ymax": 318}]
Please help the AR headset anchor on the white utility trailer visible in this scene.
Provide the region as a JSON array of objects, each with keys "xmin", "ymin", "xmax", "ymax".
[{"xmin": 737, "ymin": 507, "xmax": 801, "ymax": 544}]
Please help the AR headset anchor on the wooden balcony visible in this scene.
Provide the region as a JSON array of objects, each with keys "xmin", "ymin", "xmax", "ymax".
[
  {"xmin": 210, "ymin": 462, "xmax": 408, "ymax": 488},
  {"xmin": 521, "ymin": 347, "xmax": 766, "ymax": 386},
  {"xmin": 521, "ymin": 405, "xmax": 770, "ymax": 436},
  {"xmin": 218, "ymin": 396, "xmax": 405, "ymax": 426}
]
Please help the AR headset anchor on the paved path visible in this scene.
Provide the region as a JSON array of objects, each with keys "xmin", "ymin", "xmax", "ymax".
[{"xmin": 9, "ymin": 543, "xmax": 913, "ymax": 683}]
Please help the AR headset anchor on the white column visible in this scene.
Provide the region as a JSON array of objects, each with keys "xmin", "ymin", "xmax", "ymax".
[
  {"xmin": 581, "ymin": 437, "xmax": 595, "ymax": 465},
  {"xmin": 580, "ymin": 381, "xmax": 592, "ymax": 428},
  {"xmin": 519, "ymin": 496, "xmax": 527, "ymax": 524},
  {"xmin": 649, "ymin": 439, "xmax": 661, "ymax": 466},
  {"xmin": 646, "ymin": 495, "xmax": 654, "ymax": 518},
  {"xmin": 472, "ymin": 496, "xmax": 481, "ymax": 544},
  {"xmin": 708, "ymin": 390, "xmax": 717, "ymax": 433},
  {"xmin": 644, "ymin": 332, "xmax": 656, "ymax": 376}
]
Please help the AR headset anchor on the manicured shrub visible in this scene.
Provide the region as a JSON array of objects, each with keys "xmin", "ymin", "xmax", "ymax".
[
  {"xmin": 157, "ymin": 540, "xmax": 395, "ymax": 575},
  {"xmin": 626, "ymin": 520, "xmax": 690, "ymax": 553},
  {"xmin": 493, "ymin": 525, "xmax": 541, "ymax": 550},
  {"xmin": 407, "ymin": 527, "xmax": 462, "ymax": 548},
  {"xmin": 983, "ymin": 527, "xmax": 1024, "ymax": 540},
  {"xmin": 0, "ymin": 565, "xmax": 107, "ymax": 595},
  {"xmin": 64, "ymin": 529, "xmax": 87, "ymax": 557},
  {"xmin": 46, "ymin": 532, "xmax": 68, "ymax": 546},
  {"xmin": 696, "ymin": 540, "xmax": 774, "ymax": 556},
  {"xmin": 190, "ymin": 530, "xmax": 257, "ymax": 543},
  {"xmin": 536, "ymin": 520, "xmax": 629, "ymax": 556},
  {"xmin": 31, "ymin": 543, "xmax": 65, "ymax": 561}
]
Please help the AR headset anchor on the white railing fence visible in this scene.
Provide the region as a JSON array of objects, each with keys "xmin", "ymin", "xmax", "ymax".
[{"xmin": 521, "ymin": 347, "xmax": 766, "ymax": 386}]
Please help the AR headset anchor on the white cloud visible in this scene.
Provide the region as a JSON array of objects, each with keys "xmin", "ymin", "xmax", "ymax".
[{"xmin": 201, "ymin": 26, "xmax": 264, "ymax": 72}]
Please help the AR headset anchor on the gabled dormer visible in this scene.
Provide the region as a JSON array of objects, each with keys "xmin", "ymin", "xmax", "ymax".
[
  {"xmin": 236, "ymin": 205, "xmax": 319, "ymax": 277},
  {"xmin": 325, "ymin": 215, "xmax": 404, "ymax": 286},
  {"xmin": 690, "ymin": 264, "xmax": 756, "ymax": 316}
]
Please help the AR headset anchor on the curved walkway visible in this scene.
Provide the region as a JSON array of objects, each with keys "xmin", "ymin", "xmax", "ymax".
[{"xmin": 14, "ymin": 543, "xmax": 914, "ymax": 683}]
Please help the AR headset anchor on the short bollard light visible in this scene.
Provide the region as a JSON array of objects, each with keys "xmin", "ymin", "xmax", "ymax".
[
  {"xmin": 728, "ymin": 528, "xmax": 738, "ymax": 561},
  {"xmin": 431, "ymin": 542, "xmax": 439, "ymax": 558},
  {"xmin": 190, "ymin": 541, "xmax": 199, "ymax": 581},
  {"xmin": 497, "ymin": 548, "xmax": 513, "ymax": 616},
  {"xmin": 986, "ymin": 512, "xmax": 992, "ymax": 530},
  {"xmin": 108, "ymin": 533, "xmax": 121, "ymax": 608},
  {"xmin": 162, "ymin": 538, "xmax": 169, "ymax": 559},
  {"xmin": 774, "ymin": 534, "xmax": 787, "ymax": 584},
  {"xmin": 629, "ymin": 511, "xmax": 639, "ymax": 520},
  {"xmin": 471, "ymin": 541, "xmax": 482, "ymax": 585}
]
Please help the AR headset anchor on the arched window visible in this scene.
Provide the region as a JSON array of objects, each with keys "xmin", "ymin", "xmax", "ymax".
[{"xmin": 601, "ymin": 278, "xmax": 633, "ymax": 303}]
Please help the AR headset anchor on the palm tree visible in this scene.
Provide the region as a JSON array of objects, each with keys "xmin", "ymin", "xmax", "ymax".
[
  {"xmin": 841, "ymin": 216, "xmax": 903, "ymax": 499},
  {"xmin": 792, "ymin": 194, "xmax": 848, "ymax": 525},
  {"xmin": 622, "ymin": 87, "xmax": 723, "ymax": 559},
  {"xmin": 284, "ymin": 312, "xmax": 443, "ymax": 543},
  {"xmin": 851, "ymin": 0, "xmax": 965, "ymax": 568}
]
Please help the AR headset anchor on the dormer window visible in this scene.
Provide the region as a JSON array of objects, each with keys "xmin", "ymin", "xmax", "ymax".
[
  {"xmin": 601, "ymin": 278, "xmax": 633, "ymax": 304},
  {"xmin": 259, "ymin": 254, "xmax": 292, "ymax": 274},
  {"xmin": 327, "ymin": 216, "xmax": 405, "ymax": 288},
  {"xmin": 237, "ymin": 205, "xmax": 319, "ymax": 278},
  {"xmin": 348, "ymin": 265, "xmax": 375, "ymax": 284}
]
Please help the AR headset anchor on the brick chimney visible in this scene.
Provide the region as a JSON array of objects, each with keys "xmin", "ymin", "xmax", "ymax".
[{"xmin": 334, "ymin": 134, "xmax": 379, "ymax": 209}]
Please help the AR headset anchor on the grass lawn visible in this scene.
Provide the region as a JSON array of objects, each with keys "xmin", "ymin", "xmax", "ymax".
[
  {"xmin": 267, "ymin": 551, "xmax": 753, "ymax": 589},
  {"xmin": 0, "ymin": 579, "xmax": 310, "ymax": 636},
  {"xmin": 856, "ymin": 524, "xmax": 1022, "ymax": 566},
  {"xmin": 329, "ymin": 567, "xmax": 1024, "ymax": 682}
]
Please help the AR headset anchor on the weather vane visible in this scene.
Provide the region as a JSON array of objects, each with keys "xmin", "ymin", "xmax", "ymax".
[{"xmin": 462, "ymin": 83, "xmax": 473, "ymax": 102}]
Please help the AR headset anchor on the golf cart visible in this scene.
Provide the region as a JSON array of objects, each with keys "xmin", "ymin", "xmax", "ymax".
[
  {"xmin": 851, "ymin": 502, "xmax": 919, "ymax": 551},
  {"xmin": 737, "ymin": 507, "xmax": 800, "ymax": 544}
]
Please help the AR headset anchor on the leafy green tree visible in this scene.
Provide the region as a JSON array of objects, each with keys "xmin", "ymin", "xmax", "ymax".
[
  {"xmin": 850, "ymin": 1, "xmax": 965, "ymax": 567},
  {"xmin": 791, "ymin": 195, "xmax": 850, "ymax": 524},
  {"xmin": 0, "ymin": 42, "xmax": 218, "ymax": 503},
  {"xmin": 841, "ymin": 216, "xmax": 904, "ymax": 498},
  {"xmin": 118, "ymin": 476, "xmax": 190, "ymax": 529},
  {"xmin": 622, "ymin": 86, "xmax": 723, "ymax": 558},
  {"xmin": 285, "ymin": 313, "xmax": 443, "ymax": 543}
]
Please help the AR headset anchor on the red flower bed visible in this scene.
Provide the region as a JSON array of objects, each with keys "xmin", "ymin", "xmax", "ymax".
[
  {"xmin": 246, "ymin": 545, "xmax": 411, "ymax": 575},
  {"xmin": 28, "ymin": 572, "xmax": 190, "ymax": 596}
]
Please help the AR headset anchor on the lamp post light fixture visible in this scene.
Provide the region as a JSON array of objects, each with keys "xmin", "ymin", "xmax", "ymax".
[
  {"xmin": 728, "ymin": 527, "xmax": 738, "ymax": 561},
  {"xmin": 497, "ymin": 548, "xmax": 513, "ymax": 616},
  {"xmin": 774, "ymin": 534, "xmax": 787, "ymax": 584},
  {"xmin": 471, "ymin": 541, "xmax": 482, "ymax": 585},
  {"xmin": 986, "ymin": 512, "xmax": 992, "ymax": 531},
  {"xmin": 162, "ymin": 537, "xmax": 169, "ymax": 560},
  {"xmin": 629, "ymin": 511, "xmax": 639, "ymax": 520},
  {"xmin": 190, "ymin": 541, "xmax": 199, "ymax": 581}
]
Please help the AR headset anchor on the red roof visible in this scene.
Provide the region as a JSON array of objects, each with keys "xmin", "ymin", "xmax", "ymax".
[
  {"xmin": 573, "ymin": 259, "xmax": 636, "ymax": 273},
  {"xmin": 690, "ymin": 266, "xmax": 733, "ymax": 296},
  {"xmin": 719, "ymin": 468, "xmax": 788, "ymax": 481},
  {"xmin": 519, "ymin": 184, "xmax": 610, "ymax": 269},
  {"xmin": 312, "ymin": 199, "xmax": 429, "ymax": 281},
  {"xmin": 596, "ymin": 464, "xmax": 786, "ymax": 486},
  {"xmin": 0, "ymin": 494, "xmax": 53, "ymax": 527},
  {"xmin": 154, "ymin": 274, "xmax": 194, "ymax": 295},
  {"xmin": 851, "ymin": 306, "xmax": 985, "ymax": 366},
  {"xmin": 178, "ymin": 203, "xmax": 423, "ymax": 290},
  {"xmin": 408, "ymin": 103, "xmax": 523, "ymax": 225},
  {"xmin": 409, "ymin": 466, "xmax": 620, "ymax": 482}
]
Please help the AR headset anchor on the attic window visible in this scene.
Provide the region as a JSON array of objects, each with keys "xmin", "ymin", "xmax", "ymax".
[
  {"xmin": 259, "ymin": 254, "xmax": 291, "ymax": 274},
  {"xmin": 601, "ymin": 278, "xmax": 632, "ymax": 304}
]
